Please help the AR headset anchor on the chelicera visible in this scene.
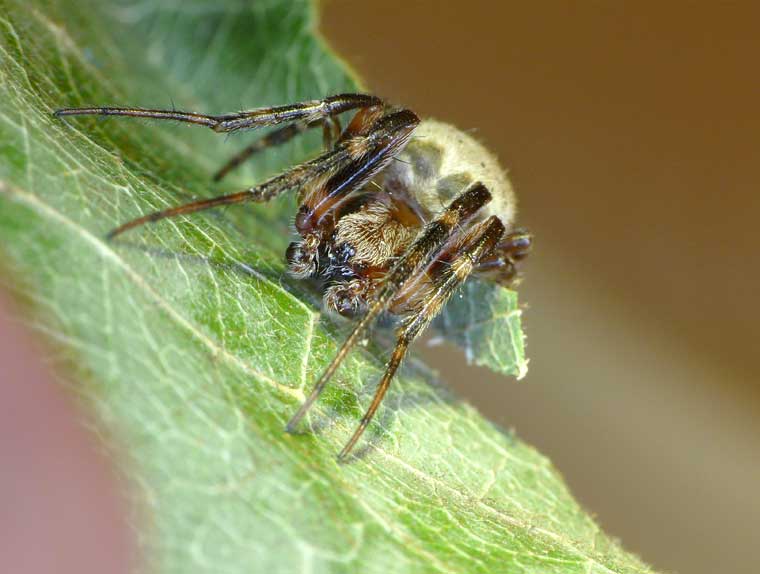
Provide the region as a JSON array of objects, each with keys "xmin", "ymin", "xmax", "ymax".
[{"xmin": 54, "ymin": 94, "xmax": 532, "ymax": 461}]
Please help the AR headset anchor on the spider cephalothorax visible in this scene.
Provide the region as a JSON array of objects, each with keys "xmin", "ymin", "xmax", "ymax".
[{"xmin": 54, "ymin": 94, "xmax": 532, "ymax": 461}]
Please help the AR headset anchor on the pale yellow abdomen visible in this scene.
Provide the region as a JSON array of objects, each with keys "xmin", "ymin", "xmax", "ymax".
[{"xmin": 381, "ymin": 119, "xmax": 517, "ymax": 227}]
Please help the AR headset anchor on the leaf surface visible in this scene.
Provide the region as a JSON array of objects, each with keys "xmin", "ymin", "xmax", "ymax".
[{"xmin": 0, "ymin": 1, "xmax": 654, "ymax": 572}]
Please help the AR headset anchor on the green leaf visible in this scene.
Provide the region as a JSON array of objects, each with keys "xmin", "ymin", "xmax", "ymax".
[
  {"xmin": 437, "ymin": 280, "xmax": 528, "ymax": 379},
  {"xmin": 0, "ymin": 1, "xmax": 655, "ymax": 573}
]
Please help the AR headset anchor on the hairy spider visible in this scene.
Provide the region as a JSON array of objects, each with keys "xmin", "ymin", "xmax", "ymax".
[{"xmin": 54, "ymin": 94, "xmax": 532, "ymax": 461}]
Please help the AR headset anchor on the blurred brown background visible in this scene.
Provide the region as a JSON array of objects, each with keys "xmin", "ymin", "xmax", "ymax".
[{"xmin": 323, "ymin": 2, "xmax": 759, "ymax": 573}]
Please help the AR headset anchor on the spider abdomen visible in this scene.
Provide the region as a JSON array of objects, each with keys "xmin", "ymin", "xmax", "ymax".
[{"xmin": 381, "ymin": 119, "xmax": 517, "ymax": 228}]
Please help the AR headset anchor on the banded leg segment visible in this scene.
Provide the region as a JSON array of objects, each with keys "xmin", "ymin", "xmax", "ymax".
[
  {"xmin": 337, "ymin": 215, "xmax": 506, "ymax": 460},
  {"xmin": 54, "ymin": 93, "xmax": 381, "ymax": 133},
  {"xmin": 286, "ymin": 182, "xmax": 493, "ymax": 433}
]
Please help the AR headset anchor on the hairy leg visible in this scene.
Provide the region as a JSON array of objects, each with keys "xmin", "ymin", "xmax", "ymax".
[
  {"xmin": 337, "ymin": 215, "xmax": 506, "ymax": 460},
  {"xmin": 55, "ymin": 95, "xmax": 394, "ymax": 239},
  {"xmin": 106, "ymin": 145, "xmax": 353, "ymax": 238},
  {"xmin": 55, "ymin": 93, "xmax": 381, "ymax": 133}
]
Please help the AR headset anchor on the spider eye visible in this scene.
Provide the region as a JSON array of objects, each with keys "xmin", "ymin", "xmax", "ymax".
[{"xmin": 334, "ymin": 242, "xmax": 356, "ymax": 263}]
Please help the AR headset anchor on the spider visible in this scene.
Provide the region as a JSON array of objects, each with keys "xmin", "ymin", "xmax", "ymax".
[{"xmin": 54, "ymin": 93, "xmax": 532, "ymax": 461}]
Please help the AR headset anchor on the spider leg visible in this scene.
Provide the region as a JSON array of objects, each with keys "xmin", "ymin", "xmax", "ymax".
[
  {"xmin": 212, "ymin": 116, "xmax": 343, "ymax": 182},
  {"xmin": 107, "ymin": 145, "xmax": 351, "ymax": 238},
  {"xmin": 54, "ymin": 93, "xmax": 381, "ymax": 133},
  {"xmin": 337, "ymin": 215, "xmax": 506, "ymax": 461},
  {"xmin": 107, "ymin": 108, "xmax": 413, "ymax": 240},
  {"xmin": 286, "ymin": 181, "xmax": 493, "ymax": 432},
  {"xmin": 475, "ymin": 228, "xmax": 533, "ymax": 285}
]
